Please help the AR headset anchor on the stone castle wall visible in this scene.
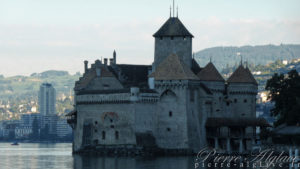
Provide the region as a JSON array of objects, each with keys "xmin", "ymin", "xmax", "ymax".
[{"xmin": 153, "ymin": 37, "xmax": 192, "ymax": 70}]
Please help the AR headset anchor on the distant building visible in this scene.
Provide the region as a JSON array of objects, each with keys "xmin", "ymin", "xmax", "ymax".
[
  {"xmin": 20, "ymin": 113, "xmax": 42, "ymax": 128},
  {"xmin": 41, "ymin": 114, "xmax": 58, "ymax": 135},
  {"xmin": 31, "ymin": 106, "xmax": 37, "ymax": 113},
  {"xmin": 282, "ymin": 60, "xmax": 288, "ymax": 65},
  {"xmin": 15, "ymin": 126, "xmax": 32, "ymax": 139},
  {"xmin": 2, "ymin": 120, "xmax": 20, "ymax": 138},
  {"xmin": 0, "ymin": 121, "xmax": 4, "ymax": 138},
  {"xmin": 38, "ymin": 83, "xmax": 56, "ymax": 115},
  {"xmin": 56, "ymin": 119, "xmax": 72, "ymax": 138}
]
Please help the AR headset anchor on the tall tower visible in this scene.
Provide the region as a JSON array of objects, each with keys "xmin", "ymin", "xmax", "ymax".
[
  {"xmin": 38, "ymin": 83, "xmax": 56, "ymax": 115},
  {"xmin": 152, "ymin": 15, "xmax": 193, "ymax": 70}
]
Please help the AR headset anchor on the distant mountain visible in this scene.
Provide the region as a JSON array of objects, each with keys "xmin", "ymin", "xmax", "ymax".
[
  {"xmin": 195, "ymin": 44, "xmax": 300, "ymax": 70},
  {"xmin": 30, "ymin": 70, "xmax": 69, "ymax": 78},
  {"xmin": 0, "ymin": 70, "xmax": 81, "ymax": 100}
]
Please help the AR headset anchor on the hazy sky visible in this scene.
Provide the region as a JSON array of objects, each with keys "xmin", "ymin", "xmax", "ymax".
[{"xmin": 1, "ymin": 0, "xmax": 300, "ymax": 76}]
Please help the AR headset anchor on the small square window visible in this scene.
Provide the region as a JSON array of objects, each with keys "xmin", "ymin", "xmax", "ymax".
[
  {"xmin": 167, "ymin": 128, "xmax": 171, "ymax": 132},
  {"xmin": 244, "ymin": 99, "xmax": 247, "ymax": 103},
  {"xmin": 171, "ymin": 36, "xmax": 174, "ymax": 40}
]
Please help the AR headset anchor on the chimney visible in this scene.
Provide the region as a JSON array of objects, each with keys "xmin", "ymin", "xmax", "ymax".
[
  {"xmin": 104, "ymin": 58, "xmax": 108, "ymax": 65},
  {"xmin": 113, "ymin": 50, "xmax": 116, "ymax": 65},
  {"xmin": 109, "ymin": 58, "xmax": 114, "ymax": 65},
  {"xmin": 84, "ymin": 60, "xmax": 88, "ymax": 73}
]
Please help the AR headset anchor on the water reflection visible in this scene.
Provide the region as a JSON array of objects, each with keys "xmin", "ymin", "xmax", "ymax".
[
  {"xmin": 0, "ymin": 143, "xmax": 293, "ymax": 169},
  {"xmin": 74, "ymin": 155, "xmax": 293, "ymax": 169},
  {"xmin": 74, "ymin": 155, "xmax": 195, "ymax": 169}
]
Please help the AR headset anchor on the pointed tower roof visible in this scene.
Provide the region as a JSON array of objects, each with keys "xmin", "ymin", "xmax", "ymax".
[
  {"xmin": 227, "ymin": 65, "xmax": 257, "ymax": 85},
  {"xmin": 149, "ymin": 53, "xmax": 198, "ymax": 80},
  {"xmin": 153, "ymin": 17, "xmax": 193, "ymax": 37},
  {"xmin": 197, "ymin": 62, "xmax": 225, "ymax": 82}
]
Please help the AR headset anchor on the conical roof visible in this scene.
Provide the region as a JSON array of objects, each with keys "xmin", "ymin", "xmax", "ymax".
[
  {"xmin": 153, "ymin": 17, "xmax": 193, "ymax": 37},
  {"xmin": 227, "ymin": 65, "xmax": 257, "ymax": 85},
  {"xmin": 149, "ymin": 53, "xmax": 198, "ymax": 80},
  {"xmin": 197, "ymin": 62, "xmax": 225, "ymax": 82}
]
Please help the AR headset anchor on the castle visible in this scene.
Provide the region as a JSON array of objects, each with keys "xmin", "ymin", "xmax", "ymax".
[{"xmin": 67, "ymin": 14, "xmax": 269, "ymax": 154}]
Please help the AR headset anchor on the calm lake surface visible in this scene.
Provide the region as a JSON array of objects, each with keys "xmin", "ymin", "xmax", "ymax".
[{"xmin": 0, "ymin": 143, "xmax": 291, "ymax": 169}]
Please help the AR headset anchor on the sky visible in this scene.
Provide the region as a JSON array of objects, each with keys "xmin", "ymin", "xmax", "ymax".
[{"xmin": 0, "ymin": 0, "xmax": 300, "ymax": 76}]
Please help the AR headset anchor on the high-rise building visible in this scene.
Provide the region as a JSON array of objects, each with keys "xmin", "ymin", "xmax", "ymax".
[{"xmin": 38, "ymin": 83, "xmax": 56, "ymax": 115}]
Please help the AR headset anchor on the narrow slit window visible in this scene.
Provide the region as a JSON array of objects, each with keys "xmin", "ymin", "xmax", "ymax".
[
  {"xmin": 115, "ymin": 131, "xmax": 119, "ymax": 140},
  {"xmin": 102, "ymin": 131, "xmax": 105, "ymax": 140},
  {"xmin": 169, "ymin": 111, "xmax": 172, "ymax": 117}
]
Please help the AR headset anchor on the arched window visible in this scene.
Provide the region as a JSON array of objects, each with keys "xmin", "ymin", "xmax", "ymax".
[
  {"xmin": 102, "ymin": 131, "xmax": 105, "ymax": 140},
  {"xmin": 115, "ymin": 131, "xmax": 119, "ymax": 140}
]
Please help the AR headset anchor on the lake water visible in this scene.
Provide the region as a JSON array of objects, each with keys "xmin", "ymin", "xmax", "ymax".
[{"xmin": 0, "ymin": 143, "xmax": 292, "ymax": 169}]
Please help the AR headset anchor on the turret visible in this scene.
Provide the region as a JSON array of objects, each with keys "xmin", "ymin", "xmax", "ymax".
[{"xmin": 227, "ymin": 64, "xmax": 258, "ymax": 117}]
